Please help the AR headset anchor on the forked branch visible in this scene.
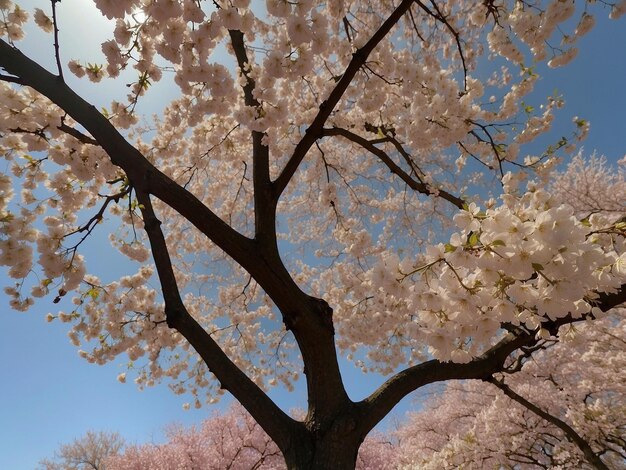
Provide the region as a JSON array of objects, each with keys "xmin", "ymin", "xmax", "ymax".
[{"xmin": 274, "ymin": 0, "xmax": 416, "ymax": 196}]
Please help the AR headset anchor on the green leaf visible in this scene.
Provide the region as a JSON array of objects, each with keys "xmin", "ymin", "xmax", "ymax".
[
  {"xmin": 444, "ymin": 243, "xmax": 457, "ymax": 253},
  {"xmin": 468, "ymin": 232, "xmax": 480, "ymax": 247},
  {"xmin": 87, "ymin": 287, "xmax": 99, "ymax": 300},
  {"xmin": 532, "ymin": 262, "xmax": 544, "ymax": 271},
  {"xmin": 490, "ymin": 239, "xmax": 506, "ymax": 247}
]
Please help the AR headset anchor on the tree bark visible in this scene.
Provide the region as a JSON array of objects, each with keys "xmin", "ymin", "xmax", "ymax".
[{"xmin": 281, "ymin": 413, "xmax": 364, "ymax": 470}]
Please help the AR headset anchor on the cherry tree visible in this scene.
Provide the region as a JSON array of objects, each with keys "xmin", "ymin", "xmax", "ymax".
[
  {"xmin": 1, "ymin": 0, "xmax": 625, "ymax": 468},
  {"xmin": 39, "ymin": 431, "xmax": 124, "ymax": 470},
  {"xmin": 550, "ymin": 150, "xmax": 626, "ymax": 220},
  {"xmin": 393, "ymin": 311, "xmax": 626, "ymax": 469},
  {"xmin": 107, "ymin": 403, "xmax": 284, "ymax": 470}
]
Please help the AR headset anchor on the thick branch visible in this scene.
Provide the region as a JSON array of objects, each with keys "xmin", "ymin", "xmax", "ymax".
[
  {"xmin": 0, "ymin": 39, "xmax": 350, "ymax": 432},
  {"xmin": 488, "ymin": 378, "xmax": 609, "ymax": 470},
  {"xmin": 323, "ymin": 127, "xmax": 464, "ymax": 208},
  {"xmin": 360, "ymin": 284, "xmax": 625, "ymax": 435},
  {"xmin": 273, "ymin": 0, "xmax": 415, "ymax": 196},
  {"xmin": 0, "ymin": 39, "xmax": 258, "ymax": 273},
  {"xmin": 359, "ymin": 329, "xmax": 532, "ymax": 434},
  {"xmin": 229, "ymin": 28, "xmax": 350, "ymax": 415},
  {"xmin": 136, "ymin": 191, "xmax": 297, "ymax": 450}
]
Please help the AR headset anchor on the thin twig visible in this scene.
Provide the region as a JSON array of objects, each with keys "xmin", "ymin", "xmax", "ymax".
[{"xmin": 50, "ymin": 0, "xmax": 64, "ymax": 80}]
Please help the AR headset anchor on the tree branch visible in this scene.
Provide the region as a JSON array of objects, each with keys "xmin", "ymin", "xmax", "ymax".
[
  {"xmin": 50, "ymin": 0, "xmax": 64, "ymax": 80},
  {"xmin": 0, "ymin": 73, "xmax": 23, "ymax": 84},
  {"xmin": 323, "ymin": 127, "xmax": 465, "ymax": 209},
  {"xmin": 416, "ymin": 0, "xmax": 468, "ymax": 91},
  {"xmin": 273, "ymin": 0, "xmax": 415, "ymax": 196},
  {"xmin": 0, "ymin": 39, "xmax": 353, "ymax": 431},
  {"xmin": 136, "ymin": 190, "xmax": 297, "ymax": 451},
  {"xmin": 228, "ymin": 29, "xmax": 275, "ymax": 245},
  {"xmin": 0, "ymin": 39, "xmax": 258, "ymax": 276},
  {"xmin": 227, "ymin": 30, "xmax": 351, "ymax": 417},
  {"xmin": 359, "ymin": 329, "xmax": 533, "ymax": 434},
  {"xmin": 359, "ymin": 284, "xmax": 625, "ymax": 435},
  {"xmin": 57, "ymin": 122, "xmax": 99, "ymax": 145}
]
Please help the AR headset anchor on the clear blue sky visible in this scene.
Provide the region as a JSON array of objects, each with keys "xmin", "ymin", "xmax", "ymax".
[{"xmin": 1, "ymin": 3, "xmax": 625, "ymax": 469}]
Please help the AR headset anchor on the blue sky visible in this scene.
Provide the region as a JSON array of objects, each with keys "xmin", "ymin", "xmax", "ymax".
[{"xmin": 1, "ymin": 3, "xmax": 625, "ymax": 469}]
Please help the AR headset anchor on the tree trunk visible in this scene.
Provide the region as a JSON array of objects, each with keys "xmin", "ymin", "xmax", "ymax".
[
  {"xmin": 282, "ymin": 437, "xmax": 361, "ymax": 470},
  {"xmin": 281, "ymin": 414, "xmax": 363, "ymax": 470}
]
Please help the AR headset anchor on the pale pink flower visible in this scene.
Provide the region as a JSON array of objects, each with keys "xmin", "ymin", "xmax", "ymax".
[{"xmin": 34, "ymin": 8, "xmax": 53, "ymax": 33}]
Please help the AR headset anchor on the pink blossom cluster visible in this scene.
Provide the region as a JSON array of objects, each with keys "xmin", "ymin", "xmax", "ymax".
[
  {"xmin": 0, "ymin": 0, "xmax": 624, "ymax": 407},
  {"xmin": 330, "ymin": 182, "xmax": 624, "ymax": 365}
]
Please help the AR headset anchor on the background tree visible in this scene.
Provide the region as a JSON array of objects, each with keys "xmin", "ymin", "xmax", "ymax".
[
  {"xmin": 107, "ymin": 404, "xmax": 283, "ymax": 470},
  {"xmin": 39, "ymin": 431, "xmax": 124, "ymax": 470},
  {"xmin": 393, "ymin": 310, "xmax": 626, "ymax": 469},
  {"xmin": 550, "ymin": 151, "xmax": 626, "ymax": 220},
  {"xmin": 1, "ymin": 1, "xmax": 625, "ymax": 468}
]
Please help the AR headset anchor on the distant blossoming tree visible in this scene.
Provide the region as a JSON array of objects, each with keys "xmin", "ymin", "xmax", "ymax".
[
  {"xmin": 107, "ymin": 404, "xmax": 284, "ymax": 470},
  {"xmin": 39, "ymin": 431, "xmax": 124, "ymax": 470},
  {"xmin": 393, "ymin": 311, "xmax": 626, "ymax": 469},
  {"xmin": 1, "ymin": 0, "xmax": 625, "ymax": 468},
  {"xmin": 550, "ymin": 151, "xmax": 626, "ymax": 220}
]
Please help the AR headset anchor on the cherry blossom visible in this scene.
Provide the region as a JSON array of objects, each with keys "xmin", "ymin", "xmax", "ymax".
[{"xmin": 0, "ymin": 1, "xmax": 624, "ymax": 467}]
